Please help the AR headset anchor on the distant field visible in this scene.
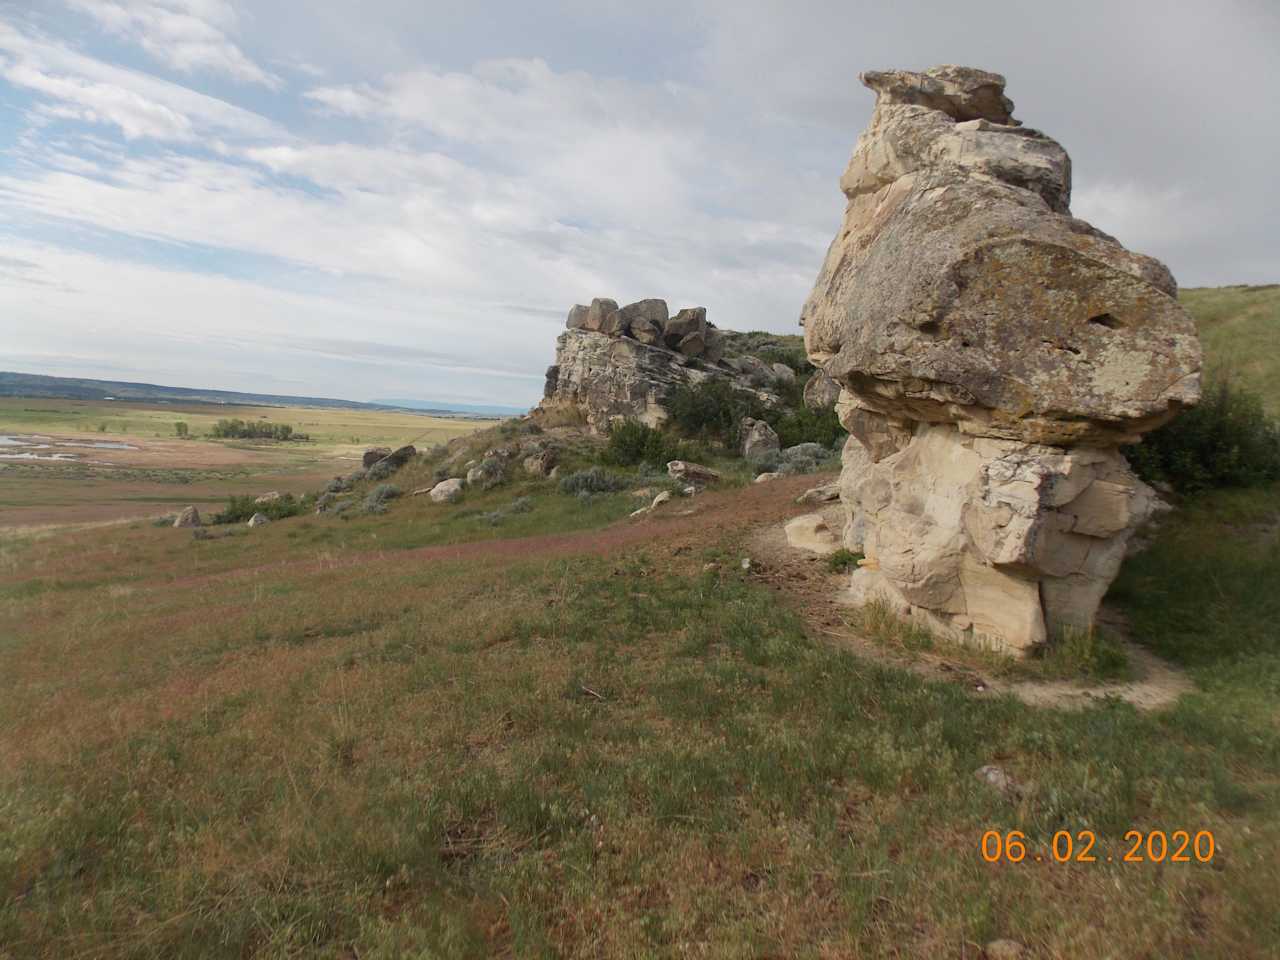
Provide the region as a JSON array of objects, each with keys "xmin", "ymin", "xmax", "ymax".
[
  {"xmin": 1182, "ymin": 284, "xmax": 1280, "ymax": 412},
  {"xmin": 0, "ymin": 398, "xmax": 486, "ymax": 529}
]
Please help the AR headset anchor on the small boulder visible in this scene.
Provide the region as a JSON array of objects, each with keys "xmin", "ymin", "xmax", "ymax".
[
  {"xmin": 651, "ymin": 491, "xmax": 672, "ymax": 508},
  {"xmin": 566, "ymin": 303, "xmax": 590, "ymax": 329},
  {"xmin": 429, "ymin": 478, "xmax": 465, "ymax": 503},
  {"xmin": 254, "ymin": 491, "xmax": 282, "ymax": 505},
  {"xmin": 677, "ymin": 331, "xmax": 706, "ymax": 357},
  {"xmin": 247, "ymin": 512, "xmax": 271, "ymax": 528},
  {"xmin": 803, "ymin": 368, "xmax": 842, "ymax": 409},
  {"xmin": 754, "ymin": 472, "xmax": 780, "ymax": 484},
  {"xmin": 770, "ymin": 363, "xmax": 797, "ymax": 385},
  {"xmin": 782, "ymin": 442, "xmax": 828, "ymax": 462},
  {"xmin": 173, "ymin": 505, "xmax": 201, "ymax": 528},
  {"xmin": 784, "ymin": 514, "xmax": 840, "ymax": 555},
  {"xmin": 363, "ymin": 447, "xmax": 392, "ymax": 469},
  {"xmin": 667, "ymin": 460, "xmax": 721, "ymax": 485},
  {"xmin": 740, "ymin": 417, "xmax": 780, "ymax": 462},
  {"xmin": 796, "ymin": 481, "xmax": 840, "ymax": 505},
  {"xmin": 523, "ymin": 450, "xmax": 556, "ymax": 476}
]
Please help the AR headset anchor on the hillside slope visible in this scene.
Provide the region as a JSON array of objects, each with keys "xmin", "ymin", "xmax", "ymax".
[{"xmin": 1181, "ymin": 284, "xmax": 1280, "ymax": 411}]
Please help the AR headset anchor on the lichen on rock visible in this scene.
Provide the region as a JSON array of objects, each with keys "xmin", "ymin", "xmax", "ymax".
[{"xmin": 803, "ymin": 65, "xmax": 1202, "ymax": 654}]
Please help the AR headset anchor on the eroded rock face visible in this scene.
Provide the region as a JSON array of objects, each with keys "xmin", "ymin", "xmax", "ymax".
[
  {"xmin": 803, "ymin": 65, "xmax": 1202, "ymax": 654},
  {"xmin": 536, "ymin": 297, "xmax": 771, "ymax": 433}
]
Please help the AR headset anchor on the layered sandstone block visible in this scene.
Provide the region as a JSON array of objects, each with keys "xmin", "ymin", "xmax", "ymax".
[{"xmin": 803, "ymin": 65, "xmax": 1201, "ymax": 653}]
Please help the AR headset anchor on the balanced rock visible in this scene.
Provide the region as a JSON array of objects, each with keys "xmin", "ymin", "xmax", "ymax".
[
  {"xmin": 802, "ymin": 65, "xmax": 1201, "ymax": 654},
  {"xmin": 581, "ymin": 297, "xmax": 620, "ymax": 333},
  {"xmin": 740, "ymin": 417, "xmax": 780, "ymax": 462},
  {"xmin": 173, "ymin": 505, "xmax": 201, "ymax": 528}
]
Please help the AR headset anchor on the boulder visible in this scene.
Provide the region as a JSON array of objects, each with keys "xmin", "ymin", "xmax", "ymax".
[
  {"xmin": 386, "ymin": 445, "xmax": 417, "ymax": 468},
  {"xmin": 522, "ymin": 450, "xmax": 556, "ymax": 476},
  {"xmin": 754, "ymin": 472, "xmax": 781, "ymax": 484},
  {"xmin": 618, "ymin": 299, "xmax": 668, "ymax": 341},
  {"xmin": 676, "ymin": 331, "xmax": 706, "ymax": 358},
  {"xmin": 667, "ymin": 460, "xmax": 721, "ymax": 485},
  {"xmin": 651, "ymin": 491, "xmax": 672, "ymax": 508},
  {"xmin": 581, "ymin": 297, "xmax": 620, "ymax": 333},
  {"xmin": 740, "ymin": 417, "xmax": 780, "ymax": 462},
  {"xmin": 663, "ymin": 307, "xmax": 706, "ymax": 349},
  {"xmin": 247, "ymin": 512, "xmax": 270, "ymax": 528},
  {"xmin": 784, "ymin": 514, "xmax": 840, "ymax": 555},
  {"xmin": 173, "ymin": 505, "xmax": 201, "ymax": 528},
  {"xmin": 801, "ymin": 66, "xmax": 1201, "ymax": 654},
  {"xmin": 703, "ymin": 328, "xmax": 726, "ymax": 363},
  {"xmin": 803, "ymin": 369, "xmax": 842, "ymax": 410},
  {"xmin": 254, "ymin": 491, "xmax": 282, "ymax": 505},
  {"xmin": 796, "ymin": 481, "xmax": 840, "ymax": 505},
  {"xmin": 429, "ymin": 478, "xmax": 465, "ymax": 503},
  {"xmin": 770, "ymin": 363, "xmax": 797, "ymax": 385},
  {"xmin": 566, "ymin": 303, "xmax": 590, "ymax": 329},
  {"xmin": 363, "ymin": 447, "xmax": 392, "ymax": 468}
]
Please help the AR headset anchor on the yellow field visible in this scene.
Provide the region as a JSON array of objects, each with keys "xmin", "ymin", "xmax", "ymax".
[{"xmin": 0, "ymin": 398, "xmax": 487, "ymax": 529}]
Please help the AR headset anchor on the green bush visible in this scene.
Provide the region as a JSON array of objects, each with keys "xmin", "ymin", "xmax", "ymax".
[
  {"xmin": 756, "ymin": 345, "xmax": 811, "ymax": 375},
  {"xmin": 362, "ymin": 484, "xmax": 401, "ymax": 514},
  {"xmin": 666, "ymin": 380, "xmax": 768, "ymax": 445},
  {"xmin": 209, "ymin": 418, "xmax": 310, "ymax": 442},
  {"xmin": 1125, "ymin": 377, "xmax": 1280, "ymax": 493},
  {"xmin": 559, "ymin": 467, "xmax": 627, "ymax": 496},
  {"xmin": 211, "ymin": 493, "xmax": 307, "ymax": 525},
  {"xmin": 827, "ymin": 549, "xmax": 863, "ymax": 573},
  {"xmin": 603, "ymin": 420, "xmax": 683, "ymax": 467},
  {"xmin": 771, "ymin": 405, "xmax": 844, "ymax": 449}
]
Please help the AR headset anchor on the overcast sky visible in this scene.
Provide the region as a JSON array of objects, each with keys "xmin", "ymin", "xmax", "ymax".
[{"xmin": 2, "ymin": 1, "xmax": 1276, "ymax": 407}]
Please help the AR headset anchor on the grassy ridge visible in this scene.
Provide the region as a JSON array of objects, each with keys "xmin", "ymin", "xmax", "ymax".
[{"xmin": 1182, "ymin": 285, "xmax": 1280, "ymax": 412}]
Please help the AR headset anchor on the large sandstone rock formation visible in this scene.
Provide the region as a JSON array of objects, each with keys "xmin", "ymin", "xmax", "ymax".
[
  {"xmin": 803, "ymin": 65, "xmax": 1201, "ymax": 654},
  {"xmin": 537, "ymin": 298, "xmax": 770, "ymax": 432}
]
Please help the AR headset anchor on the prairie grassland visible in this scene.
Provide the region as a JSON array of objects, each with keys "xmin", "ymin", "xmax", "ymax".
[
  {"xmin": 1, "ymin": 459, "xmax": 1278, "ymax": 958},
  {"xmin": 0, "ymin": 398, "xmax": 485, "ymax": 528},
  {"xmin": 1182, "ymin": 284, "xmax": 1280, "ymax": 412}
]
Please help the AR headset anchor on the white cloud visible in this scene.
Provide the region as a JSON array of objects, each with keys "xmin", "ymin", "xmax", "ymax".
[{"xmin": 65, "ymin": 0, "xmax": 282, "ymax": 88}]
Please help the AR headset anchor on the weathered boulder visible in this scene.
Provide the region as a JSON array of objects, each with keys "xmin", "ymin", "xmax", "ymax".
[
  {"xmin": 363, "ymin": 447, "xmax": 392, "ymax": 468},
  {"xmin": 386, "ymin": 445, "xmax": 417, "ymax": 468},
  {"xmin": 804, "ymin": 369, "xmax": 842, "ymax": 410},
  {"xmin": 804, "ymin": 65, "xmax": 1201, "ymax": 654},
  {"xmin": 429, "ymin": 478, "xmax": 465, "ymax": 503},
  {"xmin": 254, "ymin": 491, "xmax": 282, "ymax": 505},
  {"xmin": 663, "ymin": 307, "xmax": 706, "ymax": 349},
  {"xmin": 173, "ymin": 505, "xmax": 201, "ymax": 528},
  {"xmin": 522, "ymin": 450, "xmax": 556, "ymax": 476},
  {"xmin": 566, "ymin": 303, "xmax": 590, "ymax": 329},
  {"xmin": 247, "ymin": 512, "xmax": 270, "ymax": 528},
  {"xmin": 618, "ymin": 299, "xmax": 668, "ymax": 337},
  {"xmin": 667, "ymin": 460, "xmax": 721, "ymax": 485},
  {"xmin": 784, "ymin": 514, "xmax": 840, "ymax": 555},
  {"xmin": 740, "ymin": 417, "xmax": 780, "ymax": 462},
  {"xmin": 770, "ymin": 363, "xmax": 797, "ymax": 386},
  {"xmin": 581, "ymin": 297, "xmax": 620, "ymax": 333},
  {"xmin": 796, "ymin": 481, "xmax": 840, "ymax": 505}
]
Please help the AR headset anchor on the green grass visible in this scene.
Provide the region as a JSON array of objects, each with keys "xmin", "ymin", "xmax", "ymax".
[
  {"xmin": 1182, "ymin": 285, "xmax": 1280, "ymax": 413},
  {"xmin": 2, "ymin": 477, "xmax": 1278, "ymax": 957}
]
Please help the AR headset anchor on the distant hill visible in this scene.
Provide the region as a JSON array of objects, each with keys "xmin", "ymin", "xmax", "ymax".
[
  {"xmin": 0, "ymin": 372, "xmax": 507, "ymax": 419},
  {"xmin": 1181, "ymin": 284, "xmax": 1280, "ymax": 413},
  {"xmin": 372, "ymin": 398, "xmax": 529, "ymax": 417}
]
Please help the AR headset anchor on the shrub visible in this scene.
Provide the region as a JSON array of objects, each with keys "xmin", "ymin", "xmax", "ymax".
[
  {"xmin": 1125, "ymin": 377, "xmax": 1280, "ymax": 493},
  {"xmin": 559, "ymin": 467, "xmax": 627, "ymax": 496},
  {"xmin": 325, "ymin": 475, "xmax": 353, "ymax": 494},
  {"xmin": 366, "ymin": 459, "xmax": 396, "ymax": 481},
  {"xmin": 211, "ymin": 493, "xmax": 306, "ymax": 525},
  {"xmin": 603, "ymin": 420, "xmax": 683, "ymax": 467},
  {"xmin": 666, "ymin": 380, "xmax": 768, "ymax": 444},
  {"xmin": 827, "ymin": 548, "xmax": 863, "ymax": 573},
  {"xmin": 362, "ymin": 484, "xmax": 402, "ymax": 514},
  {"xmin": 755, "ymin": 344, "xmax": 812, "ymax": 375},
  {"xmin": 771, "ymin": 406, "xmax": 845, "ymax": 449},
  {"xmin": 209, "ymin": 418, "xmax": 309, "ymax": 441},
  {"xmin": 174, "ymin": 421, "xmax": 188, "ymax": 438}
]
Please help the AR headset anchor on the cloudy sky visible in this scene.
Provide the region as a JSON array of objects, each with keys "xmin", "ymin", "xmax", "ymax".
[{"xmin": 2, "ymin": 1, "xmax": 1276, "ymax": 408}]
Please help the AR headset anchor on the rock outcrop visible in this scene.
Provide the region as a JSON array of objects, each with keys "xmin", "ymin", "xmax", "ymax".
[
  {"xmin": 740, "ymin": 417, "xmax": 780, "ymax": 462},
  {"xmin": 536, "ymin": 298, "xmax": 769, "ymax": 432},
  {"xmin": 802, "ymin": 65, "xmax": 1202, "ymax": 654}
]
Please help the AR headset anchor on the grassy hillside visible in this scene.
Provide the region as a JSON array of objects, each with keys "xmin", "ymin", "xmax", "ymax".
[
  {"xmin": 1181, "ymin": 285, "xmax": 1280, "ymax": 412},
  {"xmin": 2, "ymin": 435, "xmax": 1279, "ymax": 957}
]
